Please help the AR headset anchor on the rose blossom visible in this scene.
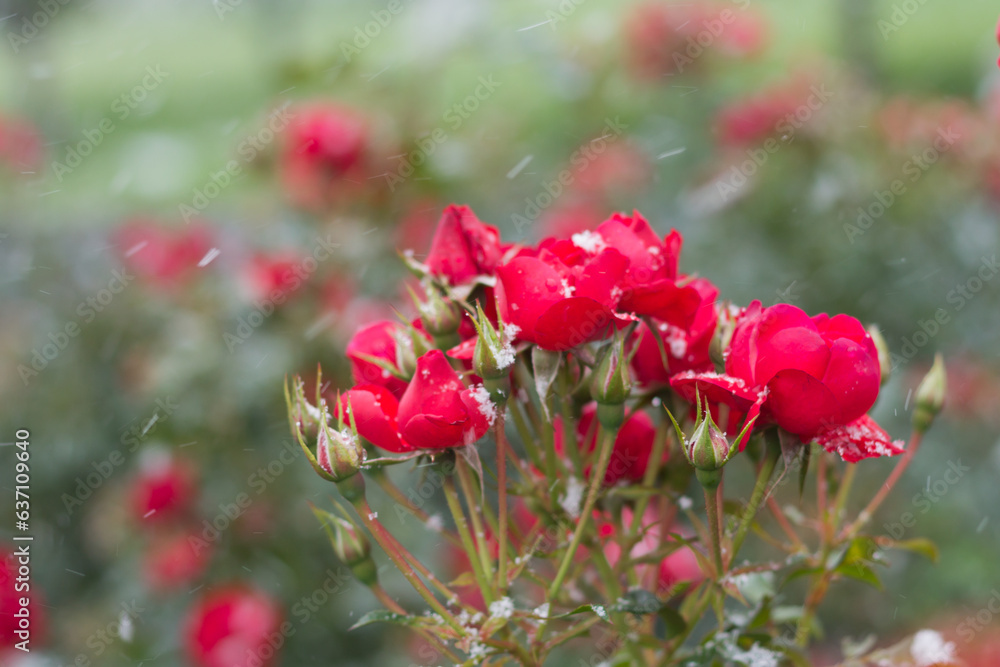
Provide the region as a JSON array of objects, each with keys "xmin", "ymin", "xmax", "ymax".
[
  {"xmin": 424, "ymin": 204, "xmax": 502, "ymax": 285},
  {"xmin": 183, "ymin": 586, "xmax": 282, "ymax": 667}
]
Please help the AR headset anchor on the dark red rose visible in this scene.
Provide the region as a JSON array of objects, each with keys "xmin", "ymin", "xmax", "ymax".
[
  {"xmin": 556, "ymin": 403, "xmax": 660, "ymax": 485},
  {"xmin": 280, "ymin": 104, "xmax": 368, "ymax": 208},
  {"xmin": 813, "ymin": 415, "xmax": 904, "ymax": 463},
  {"xmin": 495, "ymin": 243, "xmax": 629, "ymax": 351},
  {"xmin": 631, "ymin": 277, "xmax": 719, "ymax": 385},
  {"xmin": 424, "ymin": 205, "xmax": 502, "ymax": 285},
  {"xmin": 726, "ymin": 302, "xmax": 881, "ymax": 438},
  {"xmin": 116, "ymin": 219, "xmax": 213, "ymax": 289},
  {"xmin": 396, "ymin": 350, "xmax": 492, "ymax": 449},
  {"xmin": 184, "ymin": 587, "xmax": 282, "ymax": 667}
]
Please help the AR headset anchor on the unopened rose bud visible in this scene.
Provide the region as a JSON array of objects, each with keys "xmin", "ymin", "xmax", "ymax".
[
  {"xmin": 591, "ymin": 336, "xmax": 631, "ymax": 429},
  {"xmin": 286, "ymin": 376, "xmax": 326, "ymax": 440},
  {"xmin": 685, "ymin": 405, "xmax": 731, "ymax": 473},
  {"xmin": 313, "ymin": 504, "xmax": 378, "ymax": 587},
  {"xmin": 316, "ymin": 418, "xmax": 364, "ymax": 482},
  {"xmin": 913, "ymin": 354, "xmax": 946, "ymax": 434},
  {"xmin": 473, "ymin": 304, "xmax": 516, "ymax": 382},
  {"xmin": 868, "ymin": 325, "xmax": 892, "ymax": 386},
  {"xmin": 416, "ymin": 285, "xmax": 462, "ymax": 339},
  {"xmin": 392, "ymin": 324, "xmax": 431, "ymax": 379}
]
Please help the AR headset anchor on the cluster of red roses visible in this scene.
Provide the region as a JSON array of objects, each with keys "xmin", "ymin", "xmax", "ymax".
[{"xmin": 326, "ymin": 203, "xmax": 902, "ymax": 474}]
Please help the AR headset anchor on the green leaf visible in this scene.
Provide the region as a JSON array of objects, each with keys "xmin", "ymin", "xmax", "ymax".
[
  {"xmin": 657, "ymin": 606, "xmax": 688, "ymax": 640},
  {"xmin": 557, "ymin": 604, "xmax": 612, "ymax": 623},
  {"xmin": 885, "ymin": 537, "xmax": 940, "ymax": 563},
  {"xmin": 349, "ymin": 610, "xmax": 429, "ymax": 631}
]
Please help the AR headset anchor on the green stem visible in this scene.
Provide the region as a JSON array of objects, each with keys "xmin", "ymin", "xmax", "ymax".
[
  {"xmin": 455, "ymin": 456, "xmax": 495, "ymax": 588},
  {"xmin": 546, "ymin": 426, "xmax": 616, "ymax": 599},
  {"xmin": 703, "ymin": 483, "xmax": 725, "ymax": 575},
  {"xmin": 831, "ymin": 462, "xmax": 857, "ymax": 532},
  {"xmin": 730, "ymin": 441, "xmax": 780, "ymax": 563},
  {"xmin": 840, "ymin": 430, "xmax": 923, "ymax": 540},
  {"xmin": 443, "ymin": 472, "xmax": 495, "ymax": 605},
  {"xmin": 495, "ymin": 415, "xmax": 509, "ymax": 593}
]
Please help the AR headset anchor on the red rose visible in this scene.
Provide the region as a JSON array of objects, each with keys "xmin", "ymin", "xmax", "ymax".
[
  {"xmin": 726, "ymin": 302, "xmax": 881, "ymax": 437},
  {"xmin": 495, "ymin": 243, "xmax": 629, "ymax": 350},
  {"xmin": 424, "ymin": 205, "xmax": 502, "ymax": 285},
  {"xmin": 346, "ymin": 320, "xmax": 419, "ymax": 398},
  {"xmin": 396, "ymin": 350, "xmax": 492, "ymax": 448},
  {"xmin": 184, "ymin": 587, "xmax": 282, "ymax": 667},
  {"xmin": 116, "ymin": 219, "xmax": 213, "ymax": 289},
  {"xmin": 243, "ymin": 253, "xmax": 301, "ymax": 303},
  {"xmin": 334, "ymin": 384, "xmax": 410, "ymax": 453},
  {"xmin": 557, "ymin": 403, "xmax": 660, "ymax": 485},
  {"xmin": 280, "ymin": 104, "xmax": 368, "ymax": 208},
  {"xmin": 130, "ymin": 454, "xmax": 197, "ymax": 524},
  {"xmin": 631, "ymin": 277, "xmax": 719, "ymax": 385},
  {"xmin": 813, "ymin": 415, "xmax": 904, "ymax": 463}
]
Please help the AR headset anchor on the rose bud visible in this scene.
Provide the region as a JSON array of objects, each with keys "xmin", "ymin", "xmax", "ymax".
[
  {"xmin": 868, "ymin": 325, "xmax": 892, "ymax": 386},
  {"xmin": 726, "ymin": 302, "xmax": 881, "ymax": 438},
  {"xmin": 183, "ymin": 586, "xmax": 283, "ymax": 667},
  {"xmin": 590, "ymin": 336, "xmax": 632, "ymax": 429},
  {"xmin": 413, "ymin": 284, "xmax": 462, "ymax": 342},
  {"xmin": 397, "ymin": 350, "xmax": 492, "ymax": 449},
  {"xmin": 472, "ymin": 304, "xmax": 517, "ymax": 400},
  {"xmin": 424, "ymin": 204, "xmax": 502, "ymax": 285},
  {"xmin": 913, "ymin": 353, "xmax": 946, "ymax": 434},
  {"xmin": 315, "ymin": 414, "xmax": 365, "ymax": 482},
  {"xmin": 312, "ymin": 503, "xmax": 377, "ymax": 587}
]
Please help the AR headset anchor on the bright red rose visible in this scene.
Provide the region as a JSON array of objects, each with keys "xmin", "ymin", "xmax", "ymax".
[
  {"xmin": 130, "ymin": 454, "xmax": 197, "ymax": 524},
  {"xmin": 184, "ymin": 587, "xmax": 282, "ymax": 667},
  {"xmin": 143, "ymin": 529, "xmax": 212, "ymax": 592},
  {"xmin": 726, "ymin": 302, "xmax": 881, "ymax": 438},
  {"xmin": 396, "ymin": 350, "xmax": 492, "ymax": 449},
  {"xmin": 495, "ymin": 242, "xmax": 629, "ymax": 351},
  {"xmin": 424, "ymin": 205, "xmax": 502, "ymax": 285},
  {"xmin": 334, "ymin": 384, "xmax": 410, "ymax": 453},
  {"xmin": 631, "ymin": 277, "xmax": 719, "ymax": 385},
  {"xmin": 556, "ymin": 403, "xmax": 660, "ymax": 485},
  {"xmin": 346, "ymin": 320, "xmax": 421, "ymax": 398}
]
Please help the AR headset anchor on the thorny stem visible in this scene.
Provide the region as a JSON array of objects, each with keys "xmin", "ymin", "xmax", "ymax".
[
  {"xmin": 496, "ymin": 415, "xmax": 510, "ymax": 593},
  {"xmin": 352, "ymin": 495, "xmax": 465, "ymax": 634},
  {"xmin": 831, "ymin": 462, "xmax": 858, "ymax": 531},
  {"xmin": 455, "ymin": 456, "xmax": 495, "ymax": 592},
  {"xmin": 546, "ymin": 426, "xmax": 616, "ymax": 600},
  {"xmin": 703, "ymin": 482, "xmax": 725, "ymax": 575},
  {"xmin": 371, "ymin": 583, "xmax": 461, "ymax": 664},
  {"xmin": 443, "ymin": 473, "xmax": 495, "ymax": 605},
  {"xmin": 767, "ymin": 495, "xmax": 806, "ymax": 551},
  {"xmin": 840, "ymin": 430, "xmax": 923, "ymax": 540},
  {"xmin": 370, "ymin": 468, "xmax": 462, "ymax": 549},
  {"xmin": 729, "ymin": 441, "xmax": 781, "ymax": 564},
  {"xmin": 817, "ymin": 450, "xmax": 831, "ymax": 543}
]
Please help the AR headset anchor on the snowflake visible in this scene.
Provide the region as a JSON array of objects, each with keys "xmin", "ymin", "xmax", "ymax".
[
  {"xmin": 488, "ymin": 597, "xmax": 514, "ymax": 620},
  {"xmin": 571, "ymin": 230, "xmax": 606, "ymax": 253},
  {"xmin": 910, "ymin": 629, "xmax": 956, "ymax": 667},
  {"xmin": 469, "ymin": 384, "xmax": 497, "ymax": 425},
  {"xmin": 559, "ymin": 477, "xmax": 585, "ymax": 519}
]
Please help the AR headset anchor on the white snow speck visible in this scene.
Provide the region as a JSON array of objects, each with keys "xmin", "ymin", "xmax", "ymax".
[
  {"xmin": 559, "ymin": 477, "xmax": 585, "ymax": 519},
  {"xmin": 678, "ymin": 496, "xmax": 693, "ymax": 511},
  {"xmin": 571, "ymin": 231, "xmax": 607, "ymax": 254},
  {"xmin": 488, "ymin": 596, "xmax": 514, "ymax": 620},
  {"xmin": 469, "ymin": 384, "xmax": 497, "ymax": 425},
  {"xmin": 197, "ymin": 247, "xmax": 221, "ymax": 267},
  {"xmin": 910, "ymin": 629, "xmax": 955, "ymax": 666}
]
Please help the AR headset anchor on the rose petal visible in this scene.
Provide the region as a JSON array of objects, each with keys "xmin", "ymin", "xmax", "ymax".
[
  {"xmin": 534, "ymin": 298, "xmax": 617, "ymax": 350},
  {"xmin": 813, "ymin": 415, "xmax": 905, "ymax": 463},
  {"xmin": 765, "ymin": 368, "xmax": 842, "ymax": 437}
]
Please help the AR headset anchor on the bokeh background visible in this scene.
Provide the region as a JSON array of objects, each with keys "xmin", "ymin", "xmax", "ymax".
[{"xmin": 2, "ymin": 0, "xmax": 1000, "ymax": 665}]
